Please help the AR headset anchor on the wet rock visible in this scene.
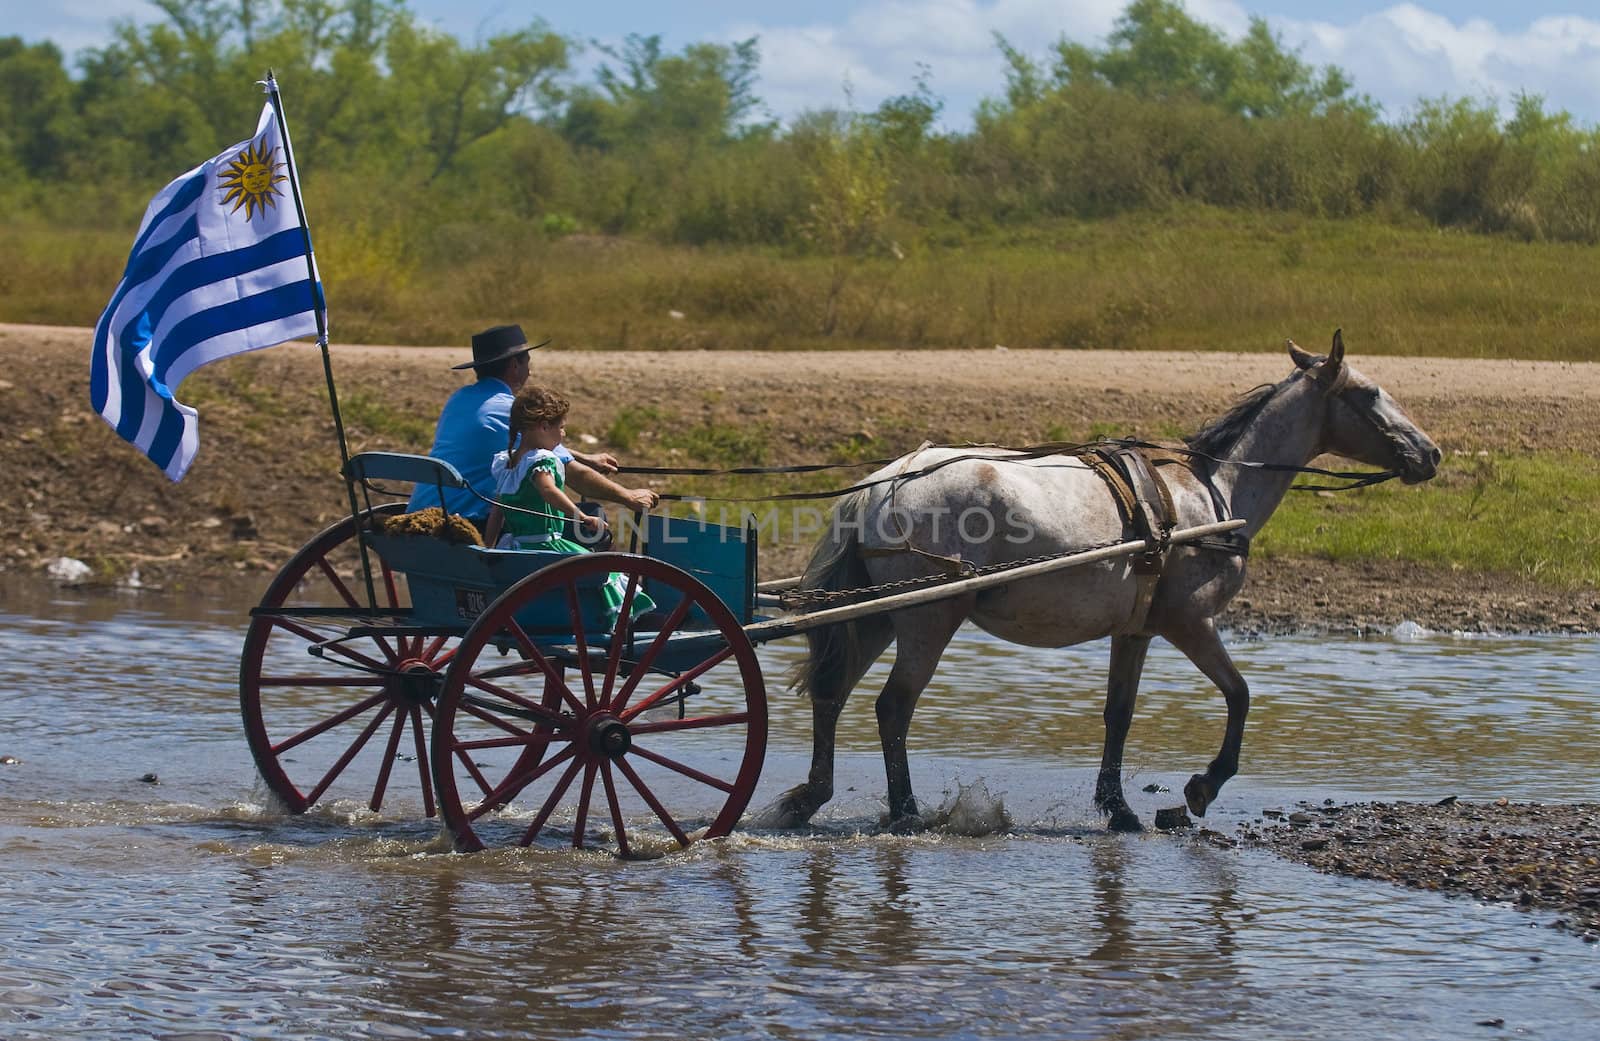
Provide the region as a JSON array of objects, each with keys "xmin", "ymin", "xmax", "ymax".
[
  {"xmin": 45, "ymin": 556, "xmax": 92, "ymax": 585},
  {"xmin": 1154, "ymin": 806, "xmax": 1192, "ymax": 831},
  {"xmin": 139, "ymin": 772, "xmax": 159, "ymax": 784},
  {"xmin": 1301, "ymin": 838, "xmax": 1330, "ymax": 851}
]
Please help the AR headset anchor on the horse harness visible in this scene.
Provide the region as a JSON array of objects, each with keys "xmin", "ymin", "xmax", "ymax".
[{"xmin": 1084, "ymin": 445, "xmax": 1249, "ymax": 635}]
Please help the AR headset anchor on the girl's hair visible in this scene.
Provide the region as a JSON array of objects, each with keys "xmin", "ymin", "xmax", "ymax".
[{"xmin": 506, "ymin": 385, "xmax": 570, "ymax": 465}]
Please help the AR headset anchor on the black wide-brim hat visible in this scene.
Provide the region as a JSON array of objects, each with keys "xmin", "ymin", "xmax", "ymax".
[{"xmin": 452, "ymin": 323, "xmax": 551, "ymax": 369}]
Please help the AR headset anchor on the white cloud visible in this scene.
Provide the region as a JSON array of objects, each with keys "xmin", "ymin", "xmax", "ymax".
[
  {"xmin": 726, "ymin": 0, "xmax": 1600, "ymax": 128},
  {"xmin": 731, "ymin": 0, "xmax": 1130, "ymax": 122},
  {"xmin": 1210, "ymin": 5, "xmax": 1600, "ymax": 123}
]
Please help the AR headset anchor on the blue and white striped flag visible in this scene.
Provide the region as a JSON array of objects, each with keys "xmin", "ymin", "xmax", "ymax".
[{"xmin": 90, "ymin": 97, "xmax": 323, "ymax": 480}]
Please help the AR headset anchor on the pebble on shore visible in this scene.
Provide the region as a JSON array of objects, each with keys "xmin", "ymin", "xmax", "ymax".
[{"xmin": 1243, "ymin": 799, "xmax": 1600, "ymax": 941}]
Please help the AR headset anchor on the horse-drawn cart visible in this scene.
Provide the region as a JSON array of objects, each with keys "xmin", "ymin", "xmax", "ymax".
[{"xmin": 239, "ymin": 449, "xmax": 1243, "ymax": 855}]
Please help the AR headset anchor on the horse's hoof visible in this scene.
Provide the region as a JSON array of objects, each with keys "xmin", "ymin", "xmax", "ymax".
[
  {"xmin": 1108, "ymin": 809, "xmax": 1144, "ymax": 833},
  {"xmin": 1184, "ymin": 774, "xmax": 1214, "ymax": 817},
  {"xmin": 748, "ymin": 789, "xmax": 820, "ymax": 829},
  {"xmin": 886, "ymin": 813, "xmax": 927, "ymax": 835}
]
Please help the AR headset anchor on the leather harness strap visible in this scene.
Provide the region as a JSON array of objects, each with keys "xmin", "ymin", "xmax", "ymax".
[{"xmin": 1087, "ymin": 445, "xmax": 1176, "ymax": 635}]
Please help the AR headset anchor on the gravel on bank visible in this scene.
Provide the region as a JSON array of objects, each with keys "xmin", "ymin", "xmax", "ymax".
[{"xmin": 1233, "ymin": 799, "xmax": 1600, "ymax": 941}]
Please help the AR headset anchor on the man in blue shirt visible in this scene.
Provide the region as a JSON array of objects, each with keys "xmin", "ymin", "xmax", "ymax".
[{"xmin": 407, "ymin": 324, "xmax": 658, "ymax": 532}]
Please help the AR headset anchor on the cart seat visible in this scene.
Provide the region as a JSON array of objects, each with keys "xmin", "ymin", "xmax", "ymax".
[{"xmin": 345, "ymin": 451, "xmax": 471, "ymax": 510}]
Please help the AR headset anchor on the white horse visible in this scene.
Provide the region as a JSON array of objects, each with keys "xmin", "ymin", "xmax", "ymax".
[{"xmin": 775, "ymin": 332, "xmax": 1440, "ymax": 831}]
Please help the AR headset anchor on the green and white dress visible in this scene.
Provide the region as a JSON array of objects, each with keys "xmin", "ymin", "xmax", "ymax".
[{"xmin": 490, "ymin": 448, "xmax": 653, "ymax": 622}]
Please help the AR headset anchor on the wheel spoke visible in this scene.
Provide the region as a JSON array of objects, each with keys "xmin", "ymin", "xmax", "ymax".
[
  {"xmin": 271, "ymin": 617, "xmax": 389, "ymax": 672},
  {"xmin": 257, "ymin": 675, "xmax": 385, "ymax": 688},
  {"xmin": 565, "ymin": 581, "xmax": 597, "ymax": 709},
  {"xmin": 472, "ymin": 659, "xmax": 544, "ymax": 682},
  {"xmin": 379, "ymin": 560, "xmax": 412, "ymax": 658},
  {"xmin": 466, "ymin": 745, "xmax": 576, "ymax": 824},
  {"xmin": 460, "ymin": 699, "xmax": 538, "ymax": 739},
  {"xmin": 420, "ymin": 634, "xmax": 450, "ymax": 661},
  {"xmin": 465, "ymin": 675, "xmax": 569, "ymax": 727},
  {"xmin": 317, "ymin": 556, "xmax": 399, "ymax": 661},
  {"xmin": 306, "ymin": 702, "xmax": 394, "ymax": 805},
  {"xmin": 271, "ymin": 690, "xmax": 389, "ymax": 755},
  {"xmin": 600, "ymin": 572, "xmax": 640, "ymax": 707},
  {"xmin": 601, "ymin": 762, "xmax": 631, "ymax": 857},
  {"xmin": 610, "ymin": 597, "xmax": 695, "ymax": 715},
  {"xmin": 627, "ymin": 744, "xmax": 737, "ymax": 795},
  {"xmin": 456, "ymin": 732, "xmax": 570, "ymax": 753},
  {"xmin": 614, "ymin": 756, "xmax": 689, "ymax": 846},
  {"xmin": 453, "ymin": 741, "xmax": 497, "ymax": 800},
  {"xmin": 523, "ymin": 756, "xmax": 585, "ymax": 845},
  {"xmin": 316, "ymin": 555, "xmax": 361, "ymax": 610},
  {"xmin": 409, "ymin": 705, "xmax": 435, "ymax": 817},
  {"xmin": 629, "ymin": 711, "xmax": 751, "ymax": 736},
  {"xmin": 506, "ymin": 619, "xmax": 586, "ymax": 715},
  {"xmin": 622, "ymin": 645, "xmax": 735, "ymax": 722},
  {"xmin": 368, "ymin": 708, "xmax": 409, "ymax": 811},
  {"xmin": 572, "ymin": 762, "xmax": 598, "ymax": 848}
]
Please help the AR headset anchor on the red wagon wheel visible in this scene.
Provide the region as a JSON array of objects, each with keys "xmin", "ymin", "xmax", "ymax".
[
  {"xmin": 432, "ymin": 553, "xmax": 767, "ymax": 855},
  {"xmin": 240, "ymin": 502, "xmax": 454, "ymax": 816}
]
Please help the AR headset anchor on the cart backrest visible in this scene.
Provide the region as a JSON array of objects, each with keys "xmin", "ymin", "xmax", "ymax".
[{"xmin": 345, "ymin": 451, "xmax": 470, "ymax": 491}]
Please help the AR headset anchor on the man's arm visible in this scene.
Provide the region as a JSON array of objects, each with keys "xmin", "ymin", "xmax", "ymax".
[
  {"xmin": 566, "ymin": 460, "xmax": 659, "ymax": 512},
  {"xmin": 568, "ymin": 450, "xmax": 619, "ymax": 474}
]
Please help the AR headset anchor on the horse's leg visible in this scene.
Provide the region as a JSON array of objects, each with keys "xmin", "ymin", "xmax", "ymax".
[
  {"xmin": 1094, "ymin": 634, "xmax": 1152, "ymax": 833},
  {"xmin": 769, "ymin": 687, "xmax": 851, "ymax": 826},
  {"xmin": 1165, "ymin": 620, "xmax": 1249, "ymax": 818},
  {"xmin": 877, "ymin": 600, "xmax": 970, "ymax": 830}
]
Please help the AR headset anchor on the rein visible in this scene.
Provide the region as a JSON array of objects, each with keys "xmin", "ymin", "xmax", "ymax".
[{"xmin": 618, "ymin": 438, "xmax": 1400, "ymax": 504}]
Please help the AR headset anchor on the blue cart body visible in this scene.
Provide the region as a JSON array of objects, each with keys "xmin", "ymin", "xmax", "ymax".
[{"xmin": 349, "ymin": 452, "xmax": 758, "ymax": 654}]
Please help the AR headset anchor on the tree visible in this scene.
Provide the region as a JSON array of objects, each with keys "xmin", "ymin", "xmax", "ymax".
[
  {"xmin": 558, "ymin": 33, "xmax": 762, "ymax": 151},
  {"xmin": 0, "ymin": 37, "xmax": 79, "ymax": 178}
]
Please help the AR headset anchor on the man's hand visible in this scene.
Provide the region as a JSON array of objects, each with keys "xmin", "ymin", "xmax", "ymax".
[
  {"xmin": 621, "ymin": 488, "xmax": 659, "ymax": 511},
  {"xmin": 573, "ymin": 450, "xmax": 619, "ymax": 474}
]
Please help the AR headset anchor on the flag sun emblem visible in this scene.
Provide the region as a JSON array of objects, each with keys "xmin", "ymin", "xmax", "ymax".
[{"xmin": 218, "ymin": 135, "xmax": 288, "ymax": 220}]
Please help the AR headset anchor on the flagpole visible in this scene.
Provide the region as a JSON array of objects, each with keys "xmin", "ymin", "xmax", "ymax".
[{"xmin": 262, "ymin": 70, "xmax": 379, "ymax": 613}]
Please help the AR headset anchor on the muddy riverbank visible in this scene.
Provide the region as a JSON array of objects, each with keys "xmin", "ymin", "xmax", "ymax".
[{"xmin": 6, "ymin": 322, "xmax": 1600, "ymax": 631}]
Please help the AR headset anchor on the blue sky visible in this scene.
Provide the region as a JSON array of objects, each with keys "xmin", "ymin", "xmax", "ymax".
[{"xmin": 13, "ymin": 1, "xmax": 1600, "ymax": 127}]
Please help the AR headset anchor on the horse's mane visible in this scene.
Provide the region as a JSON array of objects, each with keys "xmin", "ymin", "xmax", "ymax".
[{"xmin": 1184, "ymin": 375, "xmax": 1297, "ymax": 457}]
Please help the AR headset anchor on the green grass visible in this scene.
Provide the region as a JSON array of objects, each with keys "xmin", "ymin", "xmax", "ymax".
[
  {"xmin": 1256, "ymin": 452, "xmax": 1600, "ymax": 587},
  {"xmin": 340, "ymin": 392, "xmax": 434, "ymax": 446},
  {"xmin": 9, "ymin": 204, "xmax": 1600, "ymax": 359}
]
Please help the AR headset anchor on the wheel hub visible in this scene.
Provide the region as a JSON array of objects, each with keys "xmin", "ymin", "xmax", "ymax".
[
  {"xmin": 586, "ymin": 714, "xmax": 632, "ymax": 759},
  {"xmin": 393, "ymin": 659, "xmax": 443, "ymax": 705}
]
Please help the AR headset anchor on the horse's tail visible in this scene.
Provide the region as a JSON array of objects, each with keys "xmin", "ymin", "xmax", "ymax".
[{"xmin": 788, "ymin": 488, "xmax": 894, "ymax": 703}]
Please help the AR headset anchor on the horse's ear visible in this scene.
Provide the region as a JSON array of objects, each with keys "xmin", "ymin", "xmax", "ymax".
[
  {"xmin": 1315, "ymin": 328, "xmax": 1347, "ymax": 388},
  {"xmin": 1287, "ymin": 338, "xmax": 1319, "ymax": 370}
]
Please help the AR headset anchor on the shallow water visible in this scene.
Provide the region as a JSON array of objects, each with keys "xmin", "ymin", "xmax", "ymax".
[{"xmin": 2, "ymin": 580, "xmax": 1598, "ymax": 1040}]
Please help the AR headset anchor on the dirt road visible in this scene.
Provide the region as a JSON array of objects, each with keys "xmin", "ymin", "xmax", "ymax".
[{"xmin": 5, "ymin": 322, "xmax": 1599, "ymax": 629}]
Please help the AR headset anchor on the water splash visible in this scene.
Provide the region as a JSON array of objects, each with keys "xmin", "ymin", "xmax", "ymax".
[
  {"xmin": 1391, "ymin": 619, "xmax": 1432, "ymax": 641},
  {"xmin": 924, "ymin": 779, "xmax": 1012, "ymax": 836}
]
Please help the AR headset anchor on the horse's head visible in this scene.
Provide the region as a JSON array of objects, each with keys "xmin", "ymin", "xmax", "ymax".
[{"xmin": 1287, "ymin": 330, "xmax": 1440, "ymax": 484}]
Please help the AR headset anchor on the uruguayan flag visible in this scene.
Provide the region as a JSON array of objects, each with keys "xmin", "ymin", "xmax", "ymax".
[{"xmin": 91, "ymin": 98, "xmax": 323, "ymax": 480}]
